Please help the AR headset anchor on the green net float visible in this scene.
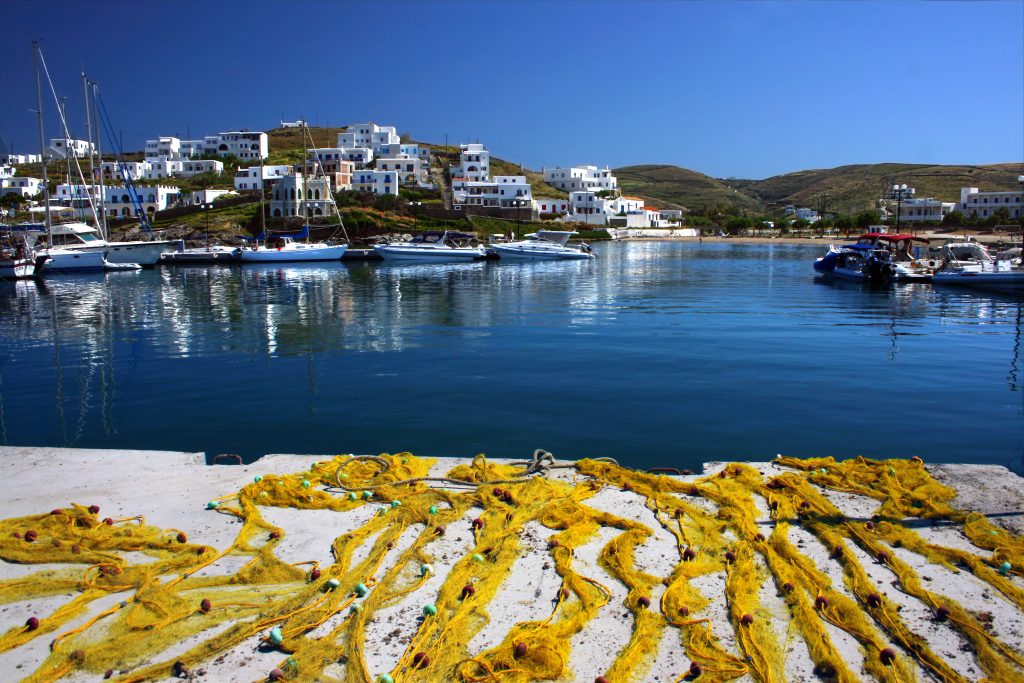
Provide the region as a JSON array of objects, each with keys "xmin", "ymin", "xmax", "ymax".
[
  {"xmin": 471, "ymin": 553, "xmax": 485, "ymax": 563},
  {"xmin": 423, "ymin": 604, "xmax": 437, "ymax": 616},
  {"xmin": 350, "ymin": 603, "xmax": 361, "ymax": 614},
  {"xmin": 339, "ymin": 473, "xmax": 349, "ymax": 480},
  {"xmin": 254, "ymin": 475, "xmax": 263, "ymax": 483},
  {"xmin": 391, "ymin": 500, "xmax": 401, "ymax": 508},
  {"xmin": 268, "ymin": 626, "xmax": 283, "ymax": 645},
  {"xmin": 355, "ymin": 583, "xmax": 368, "ymax": 597},
  {"xmin": 999, "ymin": 562, "xmax": 1011, "ymax": 575},
  {"xmin": 362, "ymin": 491, "xmax": 373, "ymax": 499},
  {"xmin": 348, "ymin": 492, "xmax": 357, "ymax": 501},
  {"xmin": 378, "ymin": 675, "xmax": 394, "ymax": 683},
  {"xmin": 326, "ymin": 578, "xmax": 341, "ymax": 590},
  {"xmin": 429, "ymin": 505, "xmax": 438, "ymax": 515},
  {"xmin": 205, "ymin": 501, "xmax": 219, "ymax": 510},
  {"xmin": 301, "ymin": 480, "xmax": 311, "ymax": 489},
  {"xmin": 419, "ymin": 563, "xmax": 433, "ymax": 576}
]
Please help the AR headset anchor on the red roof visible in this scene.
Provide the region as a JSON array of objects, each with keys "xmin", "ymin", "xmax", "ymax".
[{"xmin": 859, "ymin": 233, "xmax": 928, "ymax": 243}]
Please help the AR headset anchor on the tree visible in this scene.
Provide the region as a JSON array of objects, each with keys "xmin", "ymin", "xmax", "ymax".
[
  {"xmin": 942, "ymin": 210, "xmax": 964, "ymax": 227},
  {"xmin": 725, "ymin": 216, "xmax": 751, "ymax": 234},
  {"xmin": 792, "ymin": 218, "xmax": 811, "ymax": 232},
  {"xmin": 855, "ymin": 210, "xmax": 878, "ymax": 230}
]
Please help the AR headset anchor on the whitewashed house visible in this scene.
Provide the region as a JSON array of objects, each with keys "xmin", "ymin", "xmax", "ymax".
[
  {"xmin": 188, "ymin": 189, "xmax": 237, "ymax": 206},
  {"xmin": 0, "ymin": 175, "xmax": 43, "ymax": 198},
  {"xmin": 180, "ymin": 159, "xmax": 225, "ymax": 178},
  {"xmin": 104, "ymin": 185, "xmax": 180, "ymax": 218},
  {"xmin": 180, "ymin": 139, "xmax": 205, "ymax": 158},
  {"xmin": 101, "ymin": 161, "xmax": 152, "ymax": 182},
  {"xmin": 145, "ymin": 136, "xmax": 183, "ymax": 160},
  {"xmin": 795, "ymin": 208, "xmax": 820, "ymax": 223},
  {"xmin": 338, "ymin": 123, "xmax": 400, "ymax": 155},
  {"xmin": 351, "ymin": 169, "xmax": 399, "ymax": 195},
  {"xmin": 234, "ymin": 165, "xmax": 293, "ymax": 191},
  {"xmin": 894, "ymin": 197, "xmax": 956, "ymax": 223},
  {"xmin": 305, "ymin": 149, "xmax": 358, "ymax": 177},
  {"xmin": 269, "ymin": 175, "xmax": 333, "ymax": 217},
  {"xmin": 202, "ymin": 131, "xmax": 268, "ymax": 160},
  {"xmin": 144, "ymin": 158, "xmax": 184, "ymax": 180},
  {"xmin": 457, "ymin": 176, "xmax": 532, "ymax": 208},
  {"xmin": 339, "ymin": 147, "xmax": 374, "ymax": 167},
  {"xmin": 960, "ymin": 187, "xmax": 1023, "ymax": 220},
  {"xmin": 280, "ymin": 119, "xmax": 305, "ymax": 128},
  {"xmin": 379, "ymin": 142, "xmax": 431, "ymax": 161},
  {"xmin": 375, "ymin": 154, "xmax": 428, "ymax": 186},
  {"xmin": 543, "ymin": 166, "xmax": 617, "ymax": 193},
  {"xmin": 534, "ymin": 198, "xmax": 571, "ymax": 216},
  {"xmin": 47, "ymin": 138, "xmax": 94, "ymax": 159},
  {"xmin": 0, "ymin": 166, "xmax": 12, "ymax": 179},
  {"xmin": 1, "ymin": 153, "xmax": 42, "ymax": 165}
]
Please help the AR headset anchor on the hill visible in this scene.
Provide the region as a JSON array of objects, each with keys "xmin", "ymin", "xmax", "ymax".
[{"xmin": 614, "ymin": 165, "xmax": 764, "ymax": 213}]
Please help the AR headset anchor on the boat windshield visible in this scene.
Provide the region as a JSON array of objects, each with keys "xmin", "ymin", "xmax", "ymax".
[{"xmin": 79, "ymin": 233, "xmax": 100, "ymax": 242}]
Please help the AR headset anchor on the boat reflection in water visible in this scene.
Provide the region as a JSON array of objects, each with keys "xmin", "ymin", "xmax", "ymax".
[{"xmin": 0, "ymin": 242, "xmax": 1021, "ymax": 467}]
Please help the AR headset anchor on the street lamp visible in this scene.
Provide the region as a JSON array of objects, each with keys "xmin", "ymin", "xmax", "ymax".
[{"xmin": 889, "ymin": 183, "xmax": 910, "ymax": 234}]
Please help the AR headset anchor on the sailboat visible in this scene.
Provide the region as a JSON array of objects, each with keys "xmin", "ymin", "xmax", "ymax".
[
  {"xmin": 29, "ymin": 41, "xmax": 106, "ymax": 274},
  {"xmin": 239, "ymin": 123, "xmax": 348, "ymax": 263}
]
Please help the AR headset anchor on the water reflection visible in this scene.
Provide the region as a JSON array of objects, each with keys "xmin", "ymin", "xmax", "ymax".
[{"xmin": 0, "ymin": 242, "xmax": 1021, "ymax": 465}]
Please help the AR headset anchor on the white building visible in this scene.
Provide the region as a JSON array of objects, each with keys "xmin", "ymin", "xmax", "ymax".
[
  {"xmin": 959, "ymin": 187, "xmax": 1023, "ymax": 220},
  {"xmin": 101, "ymin": 160, "xmax": 152, "ymax": 182},
  {"xmin": 189, "ymin": 189, "xmax": 237, "ymax": 206},
  {"xmin": 104, "ymin": 185, "xmax": 180, "ymax": 218},
  {"xmin": 894, "ymin": 197, "xmax": 956, "ymax": 223},
  {"xmin": 351, "ymin": 169, "xmax": 399, "ymax": 195},
  {"xmin": 1, "ymin": 153, "xmax": 42, "ymax": 165},
  {"xmin": 0, "ymin": 175, "xmax": 43, "ymax": 198},
  {"xmin": 534, "ymin": 197, "xmax": 570, "ymax": 216},
  {"xmin": 379, "ymin": 142, "xmax": 430, "ymax": 161},
  {"xmin": 280, "ymin": 119, "xmax": 305, "ymax": 128},
  {"xmin": 0, "ymin": 166, "xmax": 12, "ymax": 179},
  {"xmin": 795, "ymin": 208, "xmax": 820, "ymax": 223},
  {"xmin": 268, "ymin": 175, "xmax": 334, "ymax": 218},
  {"xmin": 180, "ymin": 139, "xmax": 205, "ymax": 158},
  {"xmin": 456, "ymin": 175, "xmax": 532, "ymax": 208},
  {"xmin": 47, "ymin": 138, "xmax": 94, "ymax": 159},
  {"xmin": 337, "ymin": 123, "xmax": 400, "ymax": 155},
  {"xmin": 145, "ymin": 136, "xmax": 183, "ymax": 161},
  {"xmin": 543, "ymin": 165, "xmax": 617, "ymax": 193},
  {"xmin": 234, "ymin": 165, "xmax": 293, "ymax": 191},
  {"xmin": 453, "ymin": 143, "xmax": 489, "ymax": 183},
  {"xmin": 144, "ymin": 158, "xmax": 184, "ymax": 180},
  {"xmin": 202, "ymin": 131, "xmax": 268, "ymax": 160},
  {"xmin": 180, "ymin": 159, "xmax": 225, "ymax": 178},
  {"xmin": 376, "ymin": 154, "xmax": 428, "ymax": 186}
]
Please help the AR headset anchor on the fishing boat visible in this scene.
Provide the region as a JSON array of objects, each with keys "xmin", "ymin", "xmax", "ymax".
[
  {"xmin": 0, "ymin": 232, "xmax": 36, "ymax": 279},
  {"xmin": 932, "ymin": 240, "xmax": 1024, "ymax": 292},
  {"xmin": 813, "ymin": 243, "xmax": 884, "ymax": 281},
  {"xmin": 853, "ymin": 233, "xmax": 937, "ymax": 282},
  {"xmin": 374, "ymin": 230, "xmax": 486, "ymax": 262},
  {"xmin": 490, "ymin": 230, "xmax": 594, "ymax": 260},
  {"xmin": 814, "ymin": 233, "xmax": 935, "ymax": 283}
]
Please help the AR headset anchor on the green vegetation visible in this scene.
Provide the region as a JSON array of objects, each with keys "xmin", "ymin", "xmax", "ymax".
[{"xmin": 615, "ymin": 165, "xmax": 763, "ymax": 214}]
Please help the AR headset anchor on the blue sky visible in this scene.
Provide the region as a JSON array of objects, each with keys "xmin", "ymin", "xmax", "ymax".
[{"xmin": 1, "ymin": 0, "xmax": 1021, "ymax": 179}]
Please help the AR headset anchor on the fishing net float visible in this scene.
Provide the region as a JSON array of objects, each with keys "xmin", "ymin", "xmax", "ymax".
[{"xmin": 0, "ymin": 453, "xmax": 1020, "ymax": 682}]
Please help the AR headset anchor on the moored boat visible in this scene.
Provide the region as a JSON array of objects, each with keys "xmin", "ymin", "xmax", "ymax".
[
  {"xmin": 374, "ymin": 231, "xmax": 485, "ymax": 262},
  {"xmin": 490, "ymin": 230, "xmax": 594, "ymax": 260},
  {"xmin": 932, "ymin": 240, "xmax": 1024, "ymax": 292}
]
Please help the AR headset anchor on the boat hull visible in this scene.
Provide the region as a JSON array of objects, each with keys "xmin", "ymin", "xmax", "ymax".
[
  {"xmin": 373, "ymin": 245, "xmax": 484, "ymax": 262},
  {"xmin": 932, "ymin": 270, "xmax": 1024, "ymax": 291},
  {"xmin": 491, "ymin": 244, "xmax": 593, "ymax": 260},
  {"xmin": 0, "ymin": 259, "xmax": 35, "ymax": 279},
  {"xmin": 239, "ymin": 244, "xmax": 347, "ymax": 262},
  {"xmin": 38, "ymin": 249, "xmax": 107, "ymax": 273},
  {"xmin": 103, "ymin": 240, "xmax": 183, "ymax": 265}
]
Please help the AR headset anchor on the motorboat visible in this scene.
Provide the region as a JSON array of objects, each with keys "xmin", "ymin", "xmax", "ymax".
[
  {"xmin": 490, "ymin": 230, "xmax": 594, "ymax": 260},
  {"xmin": 374, "ymin": 231, "xmax": 486, "ymax": 262},
  {"xmin": 13, "ymin": 213, "xmax": 182, "ymax": 266},
  {"xmin": 239, "ymin": 225, "xmax": 347, "ymax": 263},
  {"xmin": 814, "ymin": 233, "xmax": 936, "ymax": 283},
  {"xmin": 162, "ymin": 245, "xmax": 241, "ymax": 264},
  {"xmin": 932, "ymin": 240, "xmax": 1024, "ymax": 292}
]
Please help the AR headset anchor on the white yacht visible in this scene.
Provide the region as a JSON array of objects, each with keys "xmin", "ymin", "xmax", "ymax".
[
  {"xmin": 490, "ymin": 230, "xmax": 594, "ymax": 260},
  {"xmin": 374, "ymin": 231, "xmax": 486, "ymax": 262},
  {"xmin": 16, "ymin": 211, "xmax": 181, "ymax": 266},
  {"xmin": 0, "ymin": 233, "xmax": 36, "ymax": 279}
]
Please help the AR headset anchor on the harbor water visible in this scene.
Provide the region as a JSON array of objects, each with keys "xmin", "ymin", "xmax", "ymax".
[{"xmin": 1, "ymin": 241, "xmax": 1022, "ymax": 471}]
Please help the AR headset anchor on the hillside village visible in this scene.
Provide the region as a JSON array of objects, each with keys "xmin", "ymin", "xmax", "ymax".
[{"xmin": 1, "ymin": 121, "xmax": 1022, "ymax": 243}]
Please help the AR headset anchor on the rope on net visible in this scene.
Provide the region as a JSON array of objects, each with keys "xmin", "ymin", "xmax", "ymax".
[{"xmin": 0, "ymin": 452, "xmax": 1020, "ymax": 682}]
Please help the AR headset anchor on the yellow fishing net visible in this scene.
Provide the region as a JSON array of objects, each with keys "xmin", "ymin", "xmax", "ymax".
[{"xmin": 0, "ymin": 453, "xmax": 1021, "ymax": 682}]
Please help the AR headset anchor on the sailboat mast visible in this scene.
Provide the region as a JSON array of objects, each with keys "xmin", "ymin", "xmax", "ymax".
[
  {"xmin": 81, "ymin": 72, "xmax": 99, "ymax": 233},
  {"xmin": 259, "ymin": 152, "xmax": 266, "ymax": 239},
  {"xmin": 32, "ymin": 42, "xmax": 53, "ymax": 248},
  {"xmin": 302, "ymin": 122, "xmax": 309, "ymax": 238},
  {"xmin": 92, "ymin": 81, "xmax": 108, "ymax": 239}
]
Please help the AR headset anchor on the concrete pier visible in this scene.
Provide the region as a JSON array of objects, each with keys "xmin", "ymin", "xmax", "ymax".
[{"xmin": 0, "ymin": 447, "xmax": 1021, "ymax": 682}]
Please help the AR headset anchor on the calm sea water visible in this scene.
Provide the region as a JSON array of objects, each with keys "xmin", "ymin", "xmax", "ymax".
[{"xmin": 1, "ymin": 242, "xmax": 1022, "ymax": 472}]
